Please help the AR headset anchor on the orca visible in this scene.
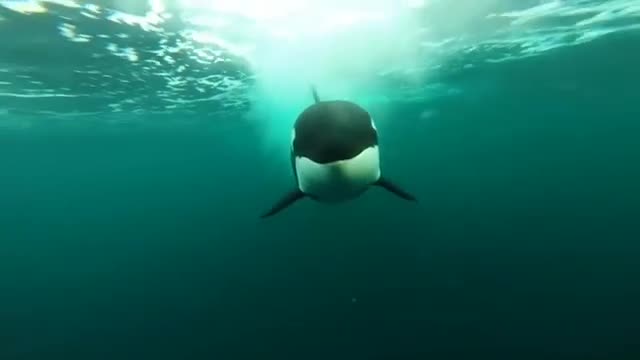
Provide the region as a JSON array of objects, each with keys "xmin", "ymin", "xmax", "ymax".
[{"xmin": 260, "ymin": 86, "xmax": 416, "ymax": 218}]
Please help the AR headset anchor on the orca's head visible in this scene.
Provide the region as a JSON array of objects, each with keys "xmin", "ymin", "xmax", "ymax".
[{"xmin": 291, "ymin": 100, "xmax": 378, "ymax": 164}]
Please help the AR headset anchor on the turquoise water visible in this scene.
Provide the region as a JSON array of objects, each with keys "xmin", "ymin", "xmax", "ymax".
[{"xmin": 1, "ymin": 0, "xmax": 640, "ymax": 358}]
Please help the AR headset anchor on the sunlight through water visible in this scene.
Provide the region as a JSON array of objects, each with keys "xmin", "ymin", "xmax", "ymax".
[{"xmin": 0, "ymin": 0, "xmax": 638, "ymax": 120}]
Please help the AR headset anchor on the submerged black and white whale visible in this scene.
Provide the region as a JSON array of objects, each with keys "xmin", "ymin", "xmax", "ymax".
[{"xmin": 260, "ymin": 86, "xmax": 416, "ymax": 218}]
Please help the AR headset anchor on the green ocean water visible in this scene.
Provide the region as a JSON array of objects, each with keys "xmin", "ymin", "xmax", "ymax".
[{"xmin": 1, "ymin": 0, "xmax": 640, "ymax": 359}]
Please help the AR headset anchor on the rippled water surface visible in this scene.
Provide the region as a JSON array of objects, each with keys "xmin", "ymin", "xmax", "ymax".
[{"xmin": 1, "ymin": 0, "xmax": 638, "ymax": 116}]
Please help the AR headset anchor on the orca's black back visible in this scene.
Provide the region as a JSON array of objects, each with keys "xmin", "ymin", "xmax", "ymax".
[{"xmin": 292, "ymin": 100, "xmax": 378, "ymax": 164}]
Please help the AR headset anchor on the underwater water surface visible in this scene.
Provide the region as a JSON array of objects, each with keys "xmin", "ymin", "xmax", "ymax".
[{"xmin": 1, "ymin": 0, "xmax": 640, "ymax": 359}]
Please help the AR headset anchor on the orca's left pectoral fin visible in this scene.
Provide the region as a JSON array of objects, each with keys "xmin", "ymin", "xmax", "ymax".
[
  {"xmin": 374, "ymin": 177, "xmax": 417, "ymax": 202},
  {"xmin": 260, "ymin": 189, "xmax": 306, "ymax": 219}
]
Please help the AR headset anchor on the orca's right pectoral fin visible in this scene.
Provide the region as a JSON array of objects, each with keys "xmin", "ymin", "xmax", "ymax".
[
  {"xmin": 374, "ymin": 177, "xmax": 417, "ymax": 202},
  {"xmin": 260, "ymin": 189, "xmax": 306, "ymax": 219}
]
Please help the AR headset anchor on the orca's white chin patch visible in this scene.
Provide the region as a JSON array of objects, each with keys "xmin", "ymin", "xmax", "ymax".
[{"xmin": 296, "ymin": 146, "xmax": 381, "ymax": 202}]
